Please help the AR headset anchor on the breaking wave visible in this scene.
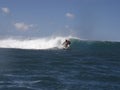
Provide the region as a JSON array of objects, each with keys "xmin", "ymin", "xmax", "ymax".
[{"xmin": 0, "ymin": 36, "xmax": 79, "ymax": 50}]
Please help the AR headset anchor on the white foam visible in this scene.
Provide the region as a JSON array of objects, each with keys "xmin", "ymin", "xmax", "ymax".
[{"xmin": 0, "ymin": 36, "xmax": 77, "ymax": 50}]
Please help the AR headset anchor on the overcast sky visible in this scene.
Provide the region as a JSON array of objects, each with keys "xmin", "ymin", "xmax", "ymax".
[{"xmin": 0, "ymin": 0, "xmax": 120, "ymax": 41}]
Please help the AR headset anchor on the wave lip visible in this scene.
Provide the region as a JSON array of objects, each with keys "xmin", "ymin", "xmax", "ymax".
[{"xmin": 0, "ymin": 36, "xmax": 78, "ymax": 50}]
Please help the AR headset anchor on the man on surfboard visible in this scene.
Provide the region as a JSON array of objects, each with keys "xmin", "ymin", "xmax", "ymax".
[{"xmin": 62, "ymin": 39, "xmax": 71, "ymax": 49}]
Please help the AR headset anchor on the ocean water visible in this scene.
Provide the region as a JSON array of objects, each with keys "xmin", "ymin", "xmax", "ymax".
[{"xmin": 0, "ymin": 37, "xmax": 120, "ymax": 90}]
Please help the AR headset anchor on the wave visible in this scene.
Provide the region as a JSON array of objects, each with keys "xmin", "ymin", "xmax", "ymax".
[
  {"xmin": 0, "ymin": 36, "xmax": 120, "ymax": 54},
  {"xmin": 70, "ymin": 39, "xmax": 120, "ymax": 56},
  {"xmin": 0, "ymin": 36, "xmax": 78, "ymax": 50}
]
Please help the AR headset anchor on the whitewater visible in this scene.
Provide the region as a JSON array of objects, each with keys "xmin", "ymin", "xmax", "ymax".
[{"xmin": 0, "ymin": 36, "xmax": 77, "ymax": 50}]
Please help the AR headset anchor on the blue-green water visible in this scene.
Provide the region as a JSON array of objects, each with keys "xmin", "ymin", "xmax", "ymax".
[{"xmin": 0, "ymin": 40, "xmax": 120, "ymax": 90}]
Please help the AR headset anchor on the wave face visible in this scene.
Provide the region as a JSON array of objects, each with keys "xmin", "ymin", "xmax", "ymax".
[
  {"xmin": 70, "ymin": 39, "xmax": 120, "ymax": 56},
  {"xmin": 0, "ymin": 36, "xmax": 76, "ymax": 50}
]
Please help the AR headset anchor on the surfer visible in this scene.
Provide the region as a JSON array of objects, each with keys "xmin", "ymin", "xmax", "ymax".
[{"xmin": 62, "ymin": 39, "xmax": 71, "ymax": 48}]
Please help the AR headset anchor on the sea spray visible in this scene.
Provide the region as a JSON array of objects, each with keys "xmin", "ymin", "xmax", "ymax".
[{"xmin": 0, "ymin": 36, "xmax": 77, "ymax": 50}]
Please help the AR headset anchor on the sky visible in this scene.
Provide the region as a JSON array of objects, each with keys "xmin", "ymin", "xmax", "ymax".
[{"xmin": 0, "ymin": 0, "xmax": 120, "ymax": 41}]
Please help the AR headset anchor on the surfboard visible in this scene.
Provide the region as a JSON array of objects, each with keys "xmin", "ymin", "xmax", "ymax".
[{"xmin": 63, "ymin": 44, "xmax": 70, "ymax": 49}]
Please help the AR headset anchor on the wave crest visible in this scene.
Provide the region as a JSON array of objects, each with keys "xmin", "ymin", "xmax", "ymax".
[{"xmin": 0, "ymin": 36, "xmax": 78, "ymax": 50}]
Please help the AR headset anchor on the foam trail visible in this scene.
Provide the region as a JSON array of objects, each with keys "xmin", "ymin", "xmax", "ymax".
[{"xmin": 0, "ymin": 36, "xmax": 77, "ymax": 50}]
